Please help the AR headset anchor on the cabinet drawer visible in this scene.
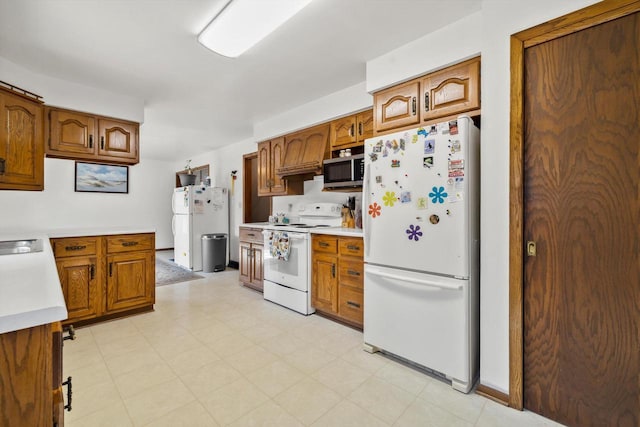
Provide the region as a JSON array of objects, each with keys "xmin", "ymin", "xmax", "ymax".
[
  {"xmin": 239, "ymin": 227, "xmax": 263, "ymax": 244},
  {"xmin": 312, "ymin": 235, "xmax": 338, "ymax": 254},
  {"xmin": 338, "ymin": 237, "xmax": 363, "ymax": 257},
  {"xmin": 51, "ymin": 237, "xmax": 98, "ymax": 257},
  {"xmin": 106, "ymin": 233, "xmax": 154, "ymax": 253},
  {"xmin": 339, "ymin": 259, "xmax": 363, "ymax": 289},
  {"xmin": 338, "ymin": 286, "xmax": 363, "ymax": 325}
]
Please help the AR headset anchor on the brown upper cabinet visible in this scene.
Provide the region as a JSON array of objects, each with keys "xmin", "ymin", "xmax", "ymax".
[
  {"xmin": 46, "ymin": 106, "xmax": 140, "ymax": 165},
  {"xmin": 0, "ymin": 86, "xmax": 44, "ymax": 191},
  {"xmin": 257, "ymin": 137, "xmax": 302, "ymax": 196},
  {"xmin": 277, "ymin": 123, "xmax": 330, "ymax": 178},
  {"xmin": 422, "ymin": 57, "xmax": 480, "ymax": 122},
  {"xmin": 374, "ymin": 56, "xmax": 480, "ymax": 135},
  {"xmin": 330, "ymin": 109, "xmax": 374, "ymax": 150}
]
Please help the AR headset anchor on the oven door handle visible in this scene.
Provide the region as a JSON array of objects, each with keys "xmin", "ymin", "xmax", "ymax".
[{"xmin": 261, "ymin": 230, "xmax": 307, "ymax": 240}]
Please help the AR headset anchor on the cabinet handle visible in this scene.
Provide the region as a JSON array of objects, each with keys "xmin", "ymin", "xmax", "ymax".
[
  {"xmin": 346, "ymin": 301, "xmax": 361, "ymax": 309},
  {"xmin": 122, "ymin": 241, "xmax": 139, "ymax": 247},
  {"xmin": 89, "ymin": 134, "xmax": 93, "ymax": 148},
  {"xmin": 63, "ymin": 325, "xmax": 76, "ymax": 341},
  {"xmin": 65, "ymin": 245, "xmax": 87, "ymax": 251},
  {"xmin": 62, "ymin": 376, "xmax": 73, "ymax": 411},
  {"xmin": 331, "ymin": 263, "xmax": 336, "ymax": 278},
  {"xmin": 0, "ymin": 158, "xmax": 4, "ymax": 175},
  {"xmin": 424, "ymin": 92, "xmax": 430, "ymax": 112},
  {"xmin": 347, "ymin": 269, "xmax": 361, "ymax": 277},
  {"xmin": 247, "ymin": 233, "xmax": 255, "ymax": 237},
  {"xmin": 346, "ymin": 245, "xmax": 360, "ymax": 251},
  {"xmin": 90, "ymin": 264, "xmax": 95, "ymax": 280},
  {"xmin": 412, "ymin": 97, "xmax": 416, "ymax": 115},
  {"xmin": 319, "ymin": 242, "xmax": 330, "ymax": 248},
  {"xmin": 100, "ymin": 136, "xmax": 105, "ymax": 150},
  {"xmin": 350, "ymin": 124, "xmax": 355, "ymax": 137},
  {"xmin": 358, "ymin": 122, "xmax": 362, "ymax": 136},
  {"xmin": 109, "ymin": 262, "xmax": 113, "ymax": 277}
]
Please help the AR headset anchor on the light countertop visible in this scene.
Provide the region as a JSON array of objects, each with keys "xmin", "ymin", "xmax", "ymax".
[
  {"xmin": 241, "ymin": 223, "xmax": 363, "ymax": 238},
  {"xmin": 0, "ymin": 227, "xmax": 155, "ymax": 334}
]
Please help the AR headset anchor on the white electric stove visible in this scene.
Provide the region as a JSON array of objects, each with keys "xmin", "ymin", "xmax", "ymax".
[{"xmin": 262, "ymin": 203, "xmax": 342, "ymax": 314}]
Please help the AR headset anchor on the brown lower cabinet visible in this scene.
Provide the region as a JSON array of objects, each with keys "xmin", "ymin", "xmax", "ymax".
[
  {"xmin": 239, "ymin": 227, "xmax": 264, "ymax": 292},
  {"xmin": 51, "ymin": 232, "xmax": 155, "ymax": 326},
  {"xmin": 311, "ymin": 234, "xmax": 364, "ymax": 329},
  {"xmin": 0, "ymin": 321, "xmax": 65, "ymax": 426}
]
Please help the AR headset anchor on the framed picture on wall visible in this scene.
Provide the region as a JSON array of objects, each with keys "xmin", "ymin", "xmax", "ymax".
[{"xmin": 75, "ymin": 162, "xmax": 129, "ymax": 194}]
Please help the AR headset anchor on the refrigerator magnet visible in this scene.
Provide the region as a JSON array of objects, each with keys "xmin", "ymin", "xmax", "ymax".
[
  {"xmin": 423, "ymin": 156, "xmax": 434, "ymax": 168},
  {"xmin": 429, "ymin": 125, "xmax": 437, "ymax": 135},
  {"xmin": 405, "ymin": 224, "xmax": 423, "ymax": 241},
  {"xmin": 391, "ymin": 159, "xmax": 401, "ymax": 168},
  {"xmin": 400, "ymin": 191, "xmax": 412, "ymax": 203},
  {"xmin": 375, "ymin": 175, "xmax": 382, "ymax": 184},
  {"xmin": 400, "ymin": 139, "xmax": 406, "ymax": 151},
  {"xmin": 417, "ymin": 127, "xmax": 428, "ymax": 137},
  {"xmin": 369, "ymin": 153, "xmax": 378, "ymax": 162},
  {"xmin": 373, "ymin": 141, "xmax": 383, "ymax": 152},
  {"xmin": 412, "ymin": 134, "xmax": 419, "ymax": 143},
  {"xmin": 451, "ymin": 140, "xmax": 461, "ymax": 152},
  {"xmin": 424, "ymin": 139, "xmax": 435, "ymax": 154},
  {"xmin": 417, "ymin": 197, "xmax": 428, "ymax": 210},
  {"xmin": 449, "ymin": 120, "xmax": 459, "ymax": 135},
  {"xmin": 383, "ymin": 147, "xmax": 389, "ymax": 157}
]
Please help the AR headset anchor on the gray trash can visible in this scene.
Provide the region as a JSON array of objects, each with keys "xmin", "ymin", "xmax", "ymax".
[{"xmin": 202, "ymin": 234, "xmax": 227, "ymax": 272}]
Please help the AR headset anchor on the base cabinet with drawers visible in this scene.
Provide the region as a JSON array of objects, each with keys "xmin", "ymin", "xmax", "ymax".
[
  {"xmin": 239, "ymin": 227, "xmax": 264, "ymax": 292},
  {"xmin": 51, "ymin": 232, "xmax": 155, "ymax": 326},
  {"xmin": 311, "ymin": 234, "xmax": 364, "ymax": 328}
]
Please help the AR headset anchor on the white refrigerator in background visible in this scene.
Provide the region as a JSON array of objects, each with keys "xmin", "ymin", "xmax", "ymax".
[
  {"xmin": 363, "ymin": 116, "xmax": 479, "ymax": 393},
  {"xmin": 172, "ymin": 186, "xmax": 228, "ymax": 271}
]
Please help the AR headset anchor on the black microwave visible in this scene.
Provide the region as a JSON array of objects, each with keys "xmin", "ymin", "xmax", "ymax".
[{"xmin": 323, "ymin": 154, "xmax": 365, "ymax": 189}]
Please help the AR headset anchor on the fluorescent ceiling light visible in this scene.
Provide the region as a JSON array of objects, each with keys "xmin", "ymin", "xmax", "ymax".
[{"xmin": 198, "ymin": 0, "xmax": 313, "ymax": 58}]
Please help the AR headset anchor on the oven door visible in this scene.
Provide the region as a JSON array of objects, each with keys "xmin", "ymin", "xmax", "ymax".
[{"xmin": 263, "ymin": 230, "xmax": 309, "ymax": 292}]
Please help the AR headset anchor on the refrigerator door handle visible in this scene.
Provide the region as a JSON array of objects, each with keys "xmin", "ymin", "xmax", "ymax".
[
  {"xmin": 363, "ymin": 162, "xmax": 371, "ymax": 257},
  {"xmin": 171, "ymin": 215, "xmax": 176, "ymax": 236},
  {"xmin": 367, "ymin": 268, "xmax": 463, "ymax": 291}
]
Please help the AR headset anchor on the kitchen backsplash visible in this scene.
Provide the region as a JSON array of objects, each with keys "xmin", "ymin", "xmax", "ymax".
[{"xmin": 271, "ymin": 175, "xmax": 361, "ymax": 223}]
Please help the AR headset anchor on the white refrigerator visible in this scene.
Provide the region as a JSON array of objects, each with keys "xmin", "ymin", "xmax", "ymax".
[
  {"xmin": 172, "ymin": 186, "xmax": 229, "ymax": 271},
  {"xmin": 363, "ymin": 116, "xmax": 479, "ymax": 393}
]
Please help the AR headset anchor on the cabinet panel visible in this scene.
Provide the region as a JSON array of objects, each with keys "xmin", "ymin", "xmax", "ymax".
[
  {"xmin": 98, "ymin": 118, "xmax": 138, "ymax": 161},
  {"xmin": 338, "ymin": 238, "xmax": 364, "ymax": 257},
  {"xmin": 338, "ymin": 286, "xmax": 363, "ymax": 325},
  {"xmin": 269, "ymin": 137, "xmax": 288, "ymax": 194},
  {"xmin": 422, "ymin": 58, "xmax": 480, "ymax": 122},
  {"xmin": 0, "ymin": 89, "xmax": 44, "ymax": 190},
  {"xmin": 106, "ymin": 251, "xmax": 154, "ymax": 312},
  {"xmin": 356, "ymin": 109, "xmax": 374, "ymax": 142},
  {"xmin": 330, "ymin": 115, "xmax": 357, "ymax": 148},
  {"xmin": 250, "ymin": 244, "xmax": 264, "ymax": 289},
  {"xmin": 257, "ymin": 141, "xmax": 271, "ymax": 196},
  {"xmin": 312, "ymin": 235, "xmax": 338, "ymax": 254},
  {"xmin": 106, "ymin": 233, "xmax": 154, "ymax": 254},
  {"xmin": 374, "ymin": 80, "xmax": 420, "ymax": 133},
  {"xmin": 52, "ymin": 236, "xmax": 98, "ymax": 258},
  {"xmin": 57, "ymin": 256, "xmax": 100, "ymax": 322},
  {"xmin": 312, "ymin": 253, "xmax": 338, "ymax": 312},
  {"xmin": 239, "ymin": 228, "xmax": 263, "ymax": 244},
  {"xmin": 239, "ymin": 241, "xmax": 252, "ymax": 283},
  {"xmin": 48, "ymin": 109, "xmax": 96, "ymax": 155},
  {"xmin": 278, "ymin": 125, "xmax": 329, "ymax": 177},
  {"xmin": 338, "ymin": 258, "xmax": 363, "ymax": 290}
]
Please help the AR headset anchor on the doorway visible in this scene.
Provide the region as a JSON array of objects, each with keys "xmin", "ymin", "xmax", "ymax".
[
  {"xmin": 243, "ymin": 152, "xmax": 271, "ymax": 223},
  {"xmin": 510, "ymin": 2, "xmax": 639, "ymax": 426}
]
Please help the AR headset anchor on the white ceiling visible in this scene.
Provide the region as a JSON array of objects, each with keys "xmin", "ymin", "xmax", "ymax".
[{"xmin": 0, "ymin": 0, "xmax": 481, "ymax": 161}]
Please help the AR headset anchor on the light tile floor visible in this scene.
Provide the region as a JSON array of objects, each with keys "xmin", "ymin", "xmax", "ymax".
[{"xmin": 63, "ymin": 251, "xmax": 564, "ymax": 426}]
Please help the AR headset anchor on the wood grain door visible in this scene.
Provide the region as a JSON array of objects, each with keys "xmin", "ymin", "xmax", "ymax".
[
  {"xmin": 269, "ymin": 137, "xmax": 288, "ymax": 194},
  {"xmin": 48, "ymin": 109, "xmax": 96, "ymax": 155},
  {"xmin": 106, "ymin": 251, "xmax": 154, "ymax": 312},
  {"xmin": 311, "ymin": 253, "xmax": 338, "ymax": 312},
  {"xmin": 56, "ymin": 256, "xmax": 99, "ymax": 322},
  {"xmin": 257, "ymin": 140, "xmax": 271, "ymax": 196},
  {"xmin": 98, "ymin": 118, "xmax": 138, "ymax": 161},
  {"xmin": 374, "ymin": 80, "xmax": 420, "ymax": 133},
  {"xmin": 239, "ymin": 241, "xmax": 252, "ymax": 283},
  {"xmin": 249, "ymin": 244, "xmax": 263, "ymax": 290},
  {"xmin": 523, "ymin": 12, "xmax": 639, "ymax": 427}
]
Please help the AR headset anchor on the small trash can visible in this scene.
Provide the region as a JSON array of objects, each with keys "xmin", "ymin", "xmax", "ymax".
[{"xmin": 202, "ymin": 234, "xmax": 227, "ymax": 272}]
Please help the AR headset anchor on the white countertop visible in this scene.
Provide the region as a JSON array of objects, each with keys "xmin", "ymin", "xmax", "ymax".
[{"xmin": 0, "ymin": 227, "xmax": 155, "ymax": 334}]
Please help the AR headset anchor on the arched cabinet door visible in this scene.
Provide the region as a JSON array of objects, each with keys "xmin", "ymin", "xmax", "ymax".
[
  {"xmin": 422, "ymin": 58, "xmax": 480, "ymax": 122},
  {"xmin": 98, "ymin": 118, "xmax": 138, "ymax": 162},
  {"xmin": 374, "ymin": 80, "xmax": 420, "ymax": 133}
]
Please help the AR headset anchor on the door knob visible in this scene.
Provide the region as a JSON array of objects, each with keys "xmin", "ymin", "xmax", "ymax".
[{"xmin": 527, "ymin": 241, "xmax": 537, "ymax": 257}]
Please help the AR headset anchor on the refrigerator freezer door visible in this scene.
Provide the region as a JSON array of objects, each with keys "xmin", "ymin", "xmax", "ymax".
[
  {"xmin": 364, "ymin": 117, "xmax": 475, "ymax": 278},
  {"xmin": 173, "ymin": 214, "xmax": 192, "ymax": 269},
  {"xmin": 173, "ymin": 188, "xmax": 192, "ymax": 214},
  {"xmin": 364, "ymin": 263, "xmax": 474, "ymax": 392}
]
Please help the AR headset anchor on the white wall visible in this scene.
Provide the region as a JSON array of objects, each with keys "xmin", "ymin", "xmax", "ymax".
[
  {"xmin": 0, "ymin": 56, "xmax": 174, "ymax": 248},
  {"xmin": 366, "ymin": 0, "xmax": 600, "ymax": 394}
]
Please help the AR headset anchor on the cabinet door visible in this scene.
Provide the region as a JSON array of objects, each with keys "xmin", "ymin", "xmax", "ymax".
[
  {"xmin": 422, "ymin": 58, "xmax": 480, "ymax": 121},
  {"xmin": 250, "ymin": 244, "xmax": 264, "ymax": 290},
  {"xmin": 239, "ymin": 241, "xmax": 252, "ymax": 283},
  {"xmin": 356, "ymin": 109, "xmax": 374, "ymax": 142},
  {"xmin": 269, "ymin": 137, "xmax": 288, "ymax": 194},
  {"xmin": 0, "ymin": 91, "xmax": 44, "ymax": 190},
  {"xmin": 98, "ymin": 118, "xmax": 138, "ymax": 162},
  {"xmin": 374, "ymin": 80, "xmax": 420, "ymax": 133},
  {"xmin": 56, "ymin": 256, "xmax": 100, "ymax": 322},
  {"xmin": 338, "ymin": 285, "xmax": 363, "ymax": 326},
  {"xmin": 330, "ymin": 115, "xmax": 357, "ymax": 149},
  {"xmin": 106, "ymin": 251, "xmax": 154, "ymax": 312},
  {"xmin": 257, "ymin": 140, "xmax": 272, "ymax": 196},
  {"xmin": 48, "ymin": 109, "xmax": 96, "ymax": 155},
  {"xmin": 311, "ymin": 253, "xmax": 338, "ymax": 312}
]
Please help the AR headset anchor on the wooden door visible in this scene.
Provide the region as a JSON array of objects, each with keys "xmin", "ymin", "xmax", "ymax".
[
  {"xmin": 98, "ymin": 118, "xmax": 138, "ymax": 161},
  {"xmin": 269, "ymin": 137, "xmax": 288, "ymax": 194},
  {"xmin": 239, "ymin": 241, "xmax": 252, "ymax": 283},
  {"xmin": 0, "ymin": 90, "xmax": 43, "ymax": 190},
  {"xmin": 373, "ymin": 80, "xmax": 419, "ymax": 133},
  {"xmin": 250, "ymin": 244, "xmax": 263, "ymax": 289},
  {"xmin": 356, "ymin": 109, "xmax": 374, "ymax": 142},
  {"xmin": 106, "ymin": 251, "xmax": 154, "ymax": 312},
  {"xmin": 48, "ymin": 109, "xmax": 96, "ymax": 155},
  {"xmin": 421, "ymin": 57, "xmax": 480, "ymax": 122},
  {"xmin": 257, "ymin": 140, "xmax": 272, "ymax": 196},
  {"xmin": 523, "ymin": 12, "xmax": 639, "ymax": 426},
  {"xmin": 56, "ymin": 256, "xmax": 99, "ymax": 322},
  {"xmin": 330, "ymin": 115, "xmax": 357, "ymax": 148},
  {"xmin": 311, "ymin": 253, "xmax": 338, "ymax": 312}
]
